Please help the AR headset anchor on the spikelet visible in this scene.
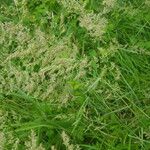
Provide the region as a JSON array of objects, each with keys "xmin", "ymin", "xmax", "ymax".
[
  {"xmin": 145, "ymin": 0, "xmax": 150, "ymax": 6},
  {"xmin": 0, "ymin": 110, "xmax": 6, "ymax": 149},
  {"xmin": 61, "ymin": 131, "xmax": 80, "ymax": 150},
  {"xmin": 0, "ymin": 130, "xmax": 21, "ymax": 150},
  {"xmin": 51, "ymin": 145, "xmax": 57, "ymax": 150},
  {"xmin": 0, "ymin": 131, "xmax": 5, "ymax": 149},
  {"xmin": 13, "ymin": 0, "xmax": 18, "ymax": 6},
  {"xmin": 12, "ymin": 139, "xmax": 20, "ymax": 150},
  {"xmin": 75, "ymin": 56, "xmax": 88, "ymax": 79},
  {"xmin": 25, "ymin": 130, "xmax": 45, "ymax": 150}
]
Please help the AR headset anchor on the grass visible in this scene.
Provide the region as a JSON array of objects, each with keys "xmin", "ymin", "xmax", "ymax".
[{"xmin": 0, "ymin": 0, "xmax": 150, "ymax": 149}]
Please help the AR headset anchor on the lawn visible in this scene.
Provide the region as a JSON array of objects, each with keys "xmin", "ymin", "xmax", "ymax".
[{"xmin": 0, "ymin": 0, "xmax": 150, "ymax": 149}]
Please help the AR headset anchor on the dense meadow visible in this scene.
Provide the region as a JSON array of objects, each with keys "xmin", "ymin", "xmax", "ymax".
[{"xmin": 0, "ymin": 0, "xmax": 150, "ymax": 149}]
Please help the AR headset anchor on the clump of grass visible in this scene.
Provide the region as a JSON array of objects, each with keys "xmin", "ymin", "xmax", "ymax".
[{"xmin": 0, "ymin": 0, "xmax": 150, "ymax": 149}]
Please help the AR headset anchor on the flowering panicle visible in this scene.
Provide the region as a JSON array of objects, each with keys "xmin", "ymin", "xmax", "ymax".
[
  {"xmin": 61, "ymin": 131, "xmax": 80, "ymax": 150},
  {"xmin": 59, "ymin": 0, "xmax": 108, "ymax": 39},
  {"xmin": 25, "ymin": 130, "xmax": 45, "ymax": 150},
  {"xmin": 0, "ymin": 110, "xmax": 6, "ymax": 149},
  {"xmin": 79, "ymin": 12, "xmax": 108, "ymax": 38},
  {"xmin": 57, "ymin": 0, "xmax": 84, "ymax": 13},
  {"xmin": 103, "ymin": 0, "xmax": 116, "ymax": 8},
  {"xmin": 0, "ymin": 22, "xmax": 81, "ymax": 102},
  {"xmin": 145, "ymin": 0, "xmax": 150, "ymax": 6}
]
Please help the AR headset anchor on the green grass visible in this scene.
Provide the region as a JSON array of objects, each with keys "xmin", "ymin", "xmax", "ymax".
[{"xmin": 0, "ymin": 0, "xmax": 150, "ymax": 149}]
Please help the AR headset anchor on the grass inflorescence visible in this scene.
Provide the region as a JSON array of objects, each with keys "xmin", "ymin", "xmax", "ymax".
[{"xmin": 0, "ymin": 0, "xmax": 150, "ymax": 149}]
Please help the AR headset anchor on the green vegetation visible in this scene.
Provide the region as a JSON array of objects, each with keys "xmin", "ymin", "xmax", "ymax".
[{"xmin": 0, "ymin": 0, "xmax": 150, "ymax": 149}]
